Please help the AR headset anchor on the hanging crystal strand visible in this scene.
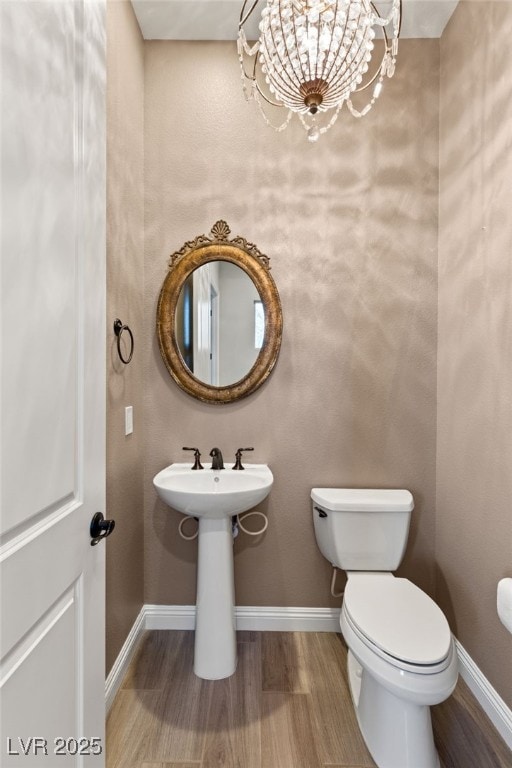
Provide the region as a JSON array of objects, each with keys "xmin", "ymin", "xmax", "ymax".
[
  {"xmin": 299, "ymin": 102, "xmax": 343, "ymax": 139},
  {"xmin": 237, "ymin": 32, "xmax": 256, "ymax": 102},
  {"xmin": 319, "ymin": 102, "xmax": 343, "ymax": 135},
  {"xmin": 346, "ymin": 67, "xmax": 386, "ymax": 118},
  {"xmin": 373, "ymin": 0, "xmax": 400, "ymax": 28},
  {"xmin": 254, "ymin": 88, "xmax": 293, "ymax": 132},
  {"xmin": 307, "ymin": 118, "xmax": 320, "ymax": 143},
  {"xmin": 237, "ymin": 26, "xmax": 260, "ymax": 57}
]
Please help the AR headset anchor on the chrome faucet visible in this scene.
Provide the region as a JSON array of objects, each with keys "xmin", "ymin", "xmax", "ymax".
[{"xmin": 209, "ymin": 447, "xmax": 224, "ymax": 470}]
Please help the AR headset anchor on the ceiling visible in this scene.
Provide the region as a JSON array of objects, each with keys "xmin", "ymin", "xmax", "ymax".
[{"xmin": 131, "ymin": 0, "xmax": 459, "ymax": 41}]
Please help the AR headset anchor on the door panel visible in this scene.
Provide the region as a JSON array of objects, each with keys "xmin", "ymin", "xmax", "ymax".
[
  {"xmin": 2, "ymin": 584, "xmax": 81, "ymax": 767},
  {"xmin": 0, "ymin": 1, "xmax": 106, "ymax": 765}
]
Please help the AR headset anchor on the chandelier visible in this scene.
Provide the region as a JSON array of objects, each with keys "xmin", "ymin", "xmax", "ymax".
[{"xmin": 237, "ymin": 0, "xmax": 402, "ymax": 141}]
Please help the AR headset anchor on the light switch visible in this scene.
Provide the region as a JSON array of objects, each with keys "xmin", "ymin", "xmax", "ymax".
[{"xmin": 125, "ymin": 406, "xmax": 133, "ymax": 435}]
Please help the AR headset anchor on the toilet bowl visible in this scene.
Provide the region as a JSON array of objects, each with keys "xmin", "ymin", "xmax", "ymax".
[
  {"xmin": 311, "ymin": 488, "xmax": 458, "ymax": 768},
  {"xmin": 341, "ymin": 573, "xmax": 458, "ymax": 768}
]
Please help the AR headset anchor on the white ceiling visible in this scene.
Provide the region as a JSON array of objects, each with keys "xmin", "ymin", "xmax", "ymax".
[{"xmin": 131, "ymin": 0, "xmax": 459, "ymax": 41}]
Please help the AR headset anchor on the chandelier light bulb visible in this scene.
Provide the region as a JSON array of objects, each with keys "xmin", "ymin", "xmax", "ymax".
[{"xmin": 238, "ymin": 0, "xmax": 402, "ymax": 139}]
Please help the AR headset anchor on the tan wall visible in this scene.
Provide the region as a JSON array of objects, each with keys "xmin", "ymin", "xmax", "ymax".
[
  {"xmin": 106, "ymin": 0, "xmax": 145, "ymax": 674},
  {"xmin": 143, "ymin": 40, "xmax": 440, "ymax": 609},
  {"xmin": 437, "ymin": 1, "xmax": 512, "ymax": 708}
]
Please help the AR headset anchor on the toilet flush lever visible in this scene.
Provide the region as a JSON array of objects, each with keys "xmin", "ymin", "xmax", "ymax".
[{"xmin": 315, "ymin": 506, "xmax": 328, "ymax": 518}]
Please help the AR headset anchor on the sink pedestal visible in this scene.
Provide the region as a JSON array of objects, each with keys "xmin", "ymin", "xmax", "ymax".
[
  {"xmin": 152, "ymin": 463, "xmax": 274, "ymax": 679},
  {"xmin": 194, "ymin": 516, "xmax": 237, "ymax": 679}
]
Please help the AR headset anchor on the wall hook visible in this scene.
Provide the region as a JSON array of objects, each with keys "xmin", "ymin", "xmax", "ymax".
[{"xmin": 113, "ymin": 318, "xmax": 134, "ymax": 364}]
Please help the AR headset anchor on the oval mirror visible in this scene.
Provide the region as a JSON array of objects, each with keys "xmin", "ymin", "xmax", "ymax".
[{"xmin": 157, "ymin": 221, "xmax": 283, "ymax": 404}]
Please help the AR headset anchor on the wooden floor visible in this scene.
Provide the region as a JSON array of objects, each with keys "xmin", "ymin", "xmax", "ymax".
[{"xmin": 106, "ymin": 630, "xmax": 512, "ymax": 768}]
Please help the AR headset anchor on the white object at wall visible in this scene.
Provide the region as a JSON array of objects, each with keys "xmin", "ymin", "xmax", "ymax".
[{"xmin": 497, "ymin": 578, "xmax": 512, "ymax": 635}]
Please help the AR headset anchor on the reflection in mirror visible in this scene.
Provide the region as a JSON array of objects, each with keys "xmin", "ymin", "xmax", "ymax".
[{"xmin": 175, "ymin": 262, "xmax": 263, "ymax": 386}]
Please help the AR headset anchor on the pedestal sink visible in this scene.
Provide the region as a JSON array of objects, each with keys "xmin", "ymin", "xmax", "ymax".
[{"xmin": 153, "ymin": 462, "xmax": 273, "ymax": 679}]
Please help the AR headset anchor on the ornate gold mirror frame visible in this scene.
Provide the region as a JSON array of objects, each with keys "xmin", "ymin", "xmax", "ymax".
[{"xmin": 157, "ymin": 221, "xmax": 283, "ymax": 404}]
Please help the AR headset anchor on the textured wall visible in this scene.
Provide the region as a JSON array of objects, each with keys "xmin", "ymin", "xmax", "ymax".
[
  {"xmin": 438, "ymin": 1, "xmax": 512, "ymax": 708},
  {"xmin": 106, "ymin": 0, "xmax": 145, "ymax": 674},
  {"xmin": 144, "ymin": 40, "xmax": 440, "ymax": 609}
]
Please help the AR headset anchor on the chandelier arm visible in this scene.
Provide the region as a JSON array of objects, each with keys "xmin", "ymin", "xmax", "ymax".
[
  {"xmin": 396, "ymin": 0, "xmax": 402, "ymax": 38},
  {"xmin": 370, "ymin": 1, "xmax": 391, "ymax": 44},
  {"xmin": 239, "ymin": 40, "xmax": 260, "ymax": 84},
  {"xmin": 239, "ymin": 0, "xmax": 261, "ymax": 29}
]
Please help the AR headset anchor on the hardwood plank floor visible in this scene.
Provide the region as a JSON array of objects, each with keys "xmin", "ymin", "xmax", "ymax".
[
  {"xmin": 202, "ymin": 640, "xmax": 261, "ymax": 768},
  {"xmin": 107, "ymin": 630, "xmax": 512, "ymax": 768}
]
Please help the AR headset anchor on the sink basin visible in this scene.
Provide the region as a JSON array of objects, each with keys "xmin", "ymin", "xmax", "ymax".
[{"xmin": 153, "ymin": 462, "xmax": 273, "ymax": 518}]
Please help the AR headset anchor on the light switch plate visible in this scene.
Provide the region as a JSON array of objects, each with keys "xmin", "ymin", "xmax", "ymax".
[{"xmin": 125, "ymin": 406, "xmax": 133, "ymax": 435}]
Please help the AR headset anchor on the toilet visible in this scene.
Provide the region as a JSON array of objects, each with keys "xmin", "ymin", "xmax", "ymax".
[{"xmin": 312, "ymin": 488, "xmax": 458, "ymax": 768}]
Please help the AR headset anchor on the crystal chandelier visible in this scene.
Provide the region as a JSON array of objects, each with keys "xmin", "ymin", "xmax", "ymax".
[{"xmin": 237, "ymin": 0, "xmax": 402, "ymax": 141}]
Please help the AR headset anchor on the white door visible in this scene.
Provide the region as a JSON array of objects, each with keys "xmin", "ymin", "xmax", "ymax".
[{"xmin": 0, "ymin": 1, "xmax": 107, "ymax": 766}]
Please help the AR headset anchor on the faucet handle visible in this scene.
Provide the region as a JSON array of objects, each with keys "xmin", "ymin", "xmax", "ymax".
[
  {"xmin": 233, "ymin": 447, "xmax": 254, "ymax": 470},
  {"xmin": 182, "ymin": 446, "xmax": 204, "ymax": 470}
]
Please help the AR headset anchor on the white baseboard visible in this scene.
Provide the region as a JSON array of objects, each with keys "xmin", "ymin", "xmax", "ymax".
[
  {"xmin": 144, "ymin": 604, "xmax": 341, "ymax": 633},
  {"xmin": 105, "ymin": 607, "xmax": 146, "ymax": 712},
  {"xmin": 455, "ymin": 639, "xmax": 512, "ymax": 751},
  {"xmin": 144, "ymin": 603, "xmax": 195, "ymax": 630},
  {"xmin": 105, "ymin": 604, "xmax": 512, "ymax": 752},
  {"xmin": 237, "ymin": 605, "xmax": 340, "ymax": 631}
]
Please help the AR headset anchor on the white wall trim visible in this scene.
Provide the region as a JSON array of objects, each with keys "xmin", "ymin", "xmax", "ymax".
[
  {"xmin": 105, "ymin": 605, "xmax": 512, "ymax": 752},
  {"xmin": 144, "ymin": 603, "xmax": 341, "ymax": 632},
  {"xmin": 455, "ymin": 639, "xmax": 512, "ymax": 751},
  {"xmin": 144, "ymin": 603, "xmax": 196, "ymax": 630},
  {"xmin": 235, "ymin": 605, "xmax": 340, "ymax": 632},
  {"xmin": 105, "ymin": 607, "xmax": 146, "ymax": 712}
]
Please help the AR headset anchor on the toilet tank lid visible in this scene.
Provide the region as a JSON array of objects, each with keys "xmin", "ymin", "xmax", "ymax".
[{"xmin": 311, "ymin": 488, "xmax": 414, "ymax": 512}]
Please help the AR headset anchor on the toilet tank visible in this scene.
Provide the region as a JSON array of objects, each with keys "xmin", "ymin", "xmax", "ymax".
[{"xmin": 311, "ymin": 488, "xmax": 414, "ymax": 571}]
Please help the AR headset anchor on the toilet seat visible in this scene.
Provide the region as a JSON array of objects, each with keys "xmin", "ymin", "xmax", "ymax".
[{"xmin": 343, "ymin": 575, "xmax": 452, "ymax": 672}]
